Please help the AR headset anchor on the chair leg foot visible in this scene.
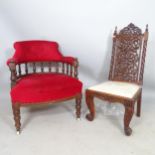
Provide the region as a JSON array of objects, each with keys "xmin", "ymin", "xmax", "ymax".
[
  {"xmin": 85, "ymin": 90, "xmax": 95, "ymax": 121},
  {"xmin": 16, "ymin": 131, "xmax": 20, "ymax": 135},
  {"xmin": 86, "ymin": 113, "xmax": 94, "ymax": 121},
  {"xmin": 76, "ymin": 94, "xmax": 82, "ymax": 119},
  {"xmin": 124, "ymin": 102, "xmax": 134, "ymax": 136},
  {"xmin": 12, "ymin": 104, "xmax": 21, "ymax": 133},
  {"xmin": 136, "ymin": 113, "xmax": 140, "ymax": 117},
  {"xmin": 124, "ymin": 127, "xmax": 132, "ymax": 136}
]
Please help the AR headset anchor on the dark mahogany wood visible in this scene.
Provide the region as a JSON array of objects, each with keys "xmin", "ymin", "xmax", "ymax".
[
  {"xmin": 137, "ymin": 90, "xmax": 142, "ymax": 117},
  {"xmin": 12, "ymin": 104, "xmax": 21, "ymax": 132},
  {"xmin": 123, "ymin": 101, "xmax": 134, "ymax": 136},
  {"xmin": 75, "ymin": 94, "xmax": 82, "ymax": 118},
  {"xmin": 8, "ymin": 58, "xmax": 82, "ymax": 133},
  {"xmin": 86, "ymin": 23, "xmax": 148, "ymax": 136}
]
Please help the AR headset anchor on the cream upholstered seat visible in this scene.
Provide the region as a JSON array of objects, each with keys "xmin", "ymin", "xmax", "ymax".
[{"xmin": 88, "ymin": 81, "xmax": 141, "ymax": 99}]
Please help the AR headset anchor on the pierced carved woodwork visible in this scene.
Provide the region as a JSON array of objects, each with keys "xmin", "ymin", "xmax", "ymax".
[
  {"xmin": 109, "ymin": 23, "xmax": 148, "ymax": 84},
  {"xmin": 86, "ymin": 23, "xmax": 148, "ymax": 136},
  {"xmin": 119, "ymin": 23, "xmax": 142, "ymax": 35}
]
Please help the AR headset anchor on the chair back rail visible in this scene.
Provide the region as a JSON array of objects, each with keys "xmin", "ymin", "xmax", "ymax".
[
  {"xmin": 8, "ymin": 60, "xmax": 79, "ymax": 88},
  {"xmin": 15, "ymin": 61, "xmax": 77, "ymax": 78}
]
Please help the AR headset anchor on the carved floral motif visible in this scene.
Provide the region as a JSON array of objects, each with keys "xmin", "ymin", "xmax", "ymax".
[{"xmin": 109, "ymin": 23, "xmax": 148, "ymax": 84}]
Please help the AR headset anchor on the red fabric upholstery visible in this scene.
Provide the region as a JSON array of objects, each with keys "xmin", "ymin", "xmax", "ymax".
[
  {"xmin": 11, "ymin": 74, "xmax": 82, "ymax": 104},
  {"xmin": 7, "ymin": 41, "xmax": 77, "ymax": 65},
  {"xmin": 13, "ymin": 41, "xmax": 63, "ymax": 63},
  {"xmin": 8, "ymin": 40, "xmax": 82, "ymax": 105},
  {"xmin": 7, "ymin": 56, "xmax": 76, "ymax": 66}
]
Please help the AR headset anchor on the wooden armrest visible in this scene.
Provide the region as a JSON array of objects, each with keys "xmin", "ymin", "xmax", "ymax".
[
  {"xmin": 7, "ymin": 58, "xmax": 17, "ymax": 88},
  {"xmin": 61, "ymin": 57, "xmax": 79, "ymax": 78},
  {"xmin": 61, "ymin": 56, "xmax": 78, "ymax": 66}
]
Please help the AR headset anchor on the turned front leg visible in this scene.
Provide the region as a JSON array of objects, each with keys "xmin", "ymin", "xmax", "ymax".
[
  {"xmin": 85, "ymin": 90, "xmax": 95, "ymax": 121},
  {"xmin": 12, "ymin": 104, "xmax": 21, "ymax": 133},
  {"xmin": 76, "ymin": 94, "xmax": 82, "ymax": 118},
  {"xmin": 124, "ymin": 102, "xmax": 134, "ymax": 136}
]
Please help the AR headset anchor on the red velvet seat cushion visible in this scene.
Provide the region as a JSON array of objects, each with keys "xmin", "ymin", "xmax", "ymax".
[
  {"xmin": 13, "ymin": 41, "xmax": 63, "ymax": 63},
  {"xmin": 11, "ymin": 74, "xmax": 82, "ymax": 104}
]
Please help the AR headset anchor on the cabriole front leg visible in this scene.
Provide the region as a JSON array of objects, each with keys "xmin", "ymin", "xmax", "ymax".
[
  {"xmin": 85, "ymin": 90, "xmax": 95, "ymax": 121},
  {"xmin": 12, "ymin": 104, "xmax": 21, "ymax": 134},
  {"xmin": 124, "ymin": 102, "xmax": 134, "ymax": 136}
]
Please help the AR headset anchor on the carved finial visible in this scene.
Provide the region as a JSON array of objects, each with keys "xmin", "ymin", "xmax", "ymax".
[
  {"xmin": 119, "ymin": 23, "xmax": 142, "ymax": 35},
  {"xmin": 128, "ymin": 23, "xmax": 134, "ymax": 27},
  {"xmin": 114, "ymin": 26, "xmax": 117, "ymax": 35},
  {"xmin": 144, "ymin": 24, "xmax": 149, "ymax": 40},
  {"xmin": 146, "ymin": 24, "xmax": 148, "ymax": 32}
]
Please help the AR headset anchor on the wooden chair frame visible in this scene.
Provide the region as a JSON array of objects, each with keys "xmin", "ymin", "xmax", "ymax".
[
  {"xmin": 8, "ymin": 58, "xmax": 82, "ymax": 133},
  {"xmin": 85, "ymin": 23, "xmax": 148, "ymax": 136}
]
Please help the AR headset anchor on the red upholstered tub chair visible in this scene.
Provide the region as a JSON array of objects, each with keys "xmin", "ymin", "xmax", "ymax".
[{"xmin": 7, "ymin": 40, "xmax": 82, "ymax": 134}]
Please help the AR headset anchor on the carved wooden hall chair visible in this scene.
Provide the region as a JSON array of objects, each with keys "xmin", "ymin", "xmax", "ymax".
[
  {"xmin": 85, "ymin": 23, "xmax": 148, "ymax": 136},
  {"xmin": 7, "ymin": 40, "xmax": 83, "ymax": 134}
]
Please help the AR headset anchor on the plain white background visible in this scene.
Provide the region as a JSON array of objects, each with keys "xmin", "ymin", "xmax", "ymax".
[
  {"xmin": 0, "ymin": 0, "xmax": 155, "ymax": 89},
  {"xmin": 0, "ymin": 0, "xmax": 155, "ymax": 155}
]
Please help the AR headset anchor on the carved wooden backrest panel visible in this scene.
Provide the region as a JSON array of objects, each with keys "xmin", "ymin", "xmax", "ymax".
[{"xmin": 109, "ymin": 23, "xmax": 148, "ymax": 84}]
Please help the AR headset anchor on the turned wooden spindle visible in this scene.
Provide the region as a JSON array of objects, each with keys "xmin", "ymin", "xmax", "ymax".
[
  {"xmin": 66, "ymin": 64, "xmax": 69, "ymax": 75},
  {"xmin": 62, "ymin": 63, "xmax": 65, "ymax": 74},
  {"xmin": 49, "ymin": 62, "xmax": 52, "ymax": 72},
  {"xmin": 70, "ymin": 66, "xmax": 73, "ymax": 77},
  {"xmin": 56, "ymin": 62, "xmax": 59, "ymax": 73},
  {"xmin": 41, "ymin": 62, "xmax": 44, "ymax": 72},
  {"xmin": 33, "ymin": 62, "xmax": 36, "ymax": 73},
  {"xmin": 74, "ymin": 59, "xmax": 78, "ymax": 78},
  {"xmin": 25, "ymin": 63, "xmax": 28, "ymax": 74},
  {"xmin": 18, "ymin": 64, "xmax": 21, "ymax": 76}
]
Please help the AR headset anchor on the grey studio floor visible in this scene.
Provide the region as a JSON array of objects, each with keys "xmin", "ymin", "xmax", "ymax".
[{"xmin": 0, "ymin": 87, "xmax": 155, "ymax": 155}]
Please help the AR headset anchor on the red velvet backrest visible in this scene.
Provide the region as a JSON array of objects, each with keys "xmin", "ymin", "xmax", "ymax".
[{"xmin": 13, "ymin": 40, "xmax": 63, "ymax": 63}]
